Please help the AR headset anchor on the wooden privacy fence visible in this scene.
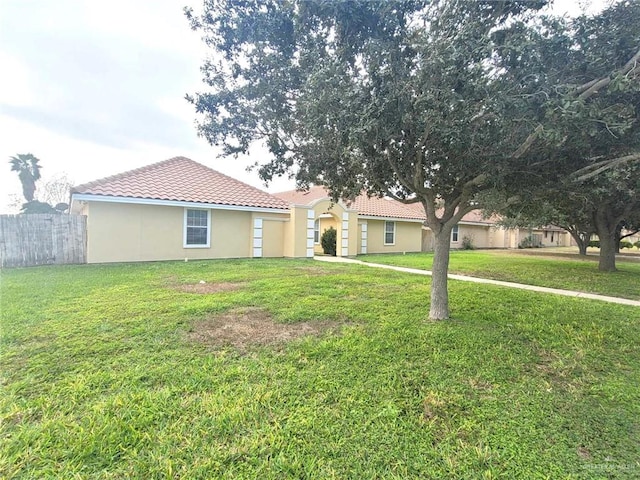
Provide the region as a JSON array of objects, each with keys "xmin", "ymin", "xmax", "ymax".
[{"xmin": 0, "ymin": 214, "xmax": 87, "ymax": 267}]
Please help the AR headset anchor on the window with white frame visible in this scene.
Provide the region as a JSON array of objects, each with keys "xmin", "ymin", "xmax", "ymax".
[
  {"xmin": 184, "ymin": 209, "xmax": 210, "ymax": 247},
  {"xmin": 384, "ymin": 221, "xmax": 395, "ymax": 245},
  {"xmin": 451, "ymin": 225, "xmax": 459, "ymax": 242},
  {"xmin": 314, "ymin": 219, "xmax": 320, "ymax": 243}
]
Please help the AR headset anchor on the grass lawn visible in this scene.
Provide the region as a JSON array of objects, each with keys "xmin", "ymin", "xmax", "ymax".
[
  {"xmin": 360, "ymin": 250, "xmax": 640, "ymax": 300},
  {"xmin": 2, "ymin": 259, "xmax": 640, "ymax": 479}
]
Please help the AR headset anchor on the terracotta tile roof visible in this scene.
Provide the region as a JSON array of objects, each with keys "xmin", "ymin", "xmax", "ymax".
[
  {"xmin": 457, "ymin": 209, "xmax": 501, "ymax": 225},
  {"xmin": 274, "ymin": 186, "xmax": 426, "ymax": 221},
  {"xmin": 349, "ymin": 195, "xmax": 426, "ymax": 221},
  {"xmin": 72, "ymin": 157, "xmax": 290, "ymax": 210},
  {"xmin": 273, "ymin": 186, "xmax": 330, "ymax": 205},
  {"xmin": 274, "ymin": 186, "xmax": 502, "ymax": 224}
]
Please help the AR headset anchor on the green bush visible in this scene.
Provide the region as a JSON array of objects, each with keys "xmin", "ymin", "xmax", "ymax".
[
  {"xmin": 588, "ymin": 240, "xmax": 600, "ymax": 248},
  {"xmin": 635, "ymin": 241, "xmax": 640, "ymax": 250},
  {"xmin": 321, "ymin": 227, "xmax": 337, "ymax": 256},
  {"xmin": 519, "ymin": 235, "xmax": 541, "ymax": 249},
  {"xmin": 461, "ymin": 235, "xmax": 475, "ymax": 250},
  {"xmin": 619, "ymin": 241, "xmax": 633, "ymax": 249}
]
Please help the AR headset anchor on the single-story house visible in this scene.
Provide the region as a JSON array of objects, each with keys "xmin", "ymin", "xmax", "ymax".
[
  {"xmin": 421, "ymin": 210, "xmax": 571, "ymax": 251},
  {"xmin": 274, "ymin": 186, "xmax": 425, "ymax": 256},
  {"xmin": 278, "ymin": 187, "xmax": 571, "ymax": 252},
  {"xmin": 70, "ymin": 157, "xmax": 570, "ymax": 263}
]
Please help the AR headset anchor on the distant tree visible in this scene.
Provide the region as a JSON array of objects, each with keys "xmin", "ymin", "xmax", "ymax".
[
  {"xmin": 489, "ymin": 198, "xmax": 593, "ymax": 256},
  {"xmin": 9, "ymin": 153, "xmax": 41, "ymax": 202},
  {"xmin": 490, "ymin": 0, "xmax": 640, "ymax": 271},
  {"xmin": 37, "ymin": 173, "xmax": 73, "ymax": 212},
  {"xmin": 8, "ymin": 154, "xmax": 71, "ymax": 214},
  {"xmin": 491, "ymin": 159, "xmax": 640, "ymax": 268},
  {"xmin": 187, "ymin": 0, "xmax": 640, "ymax": 317}
]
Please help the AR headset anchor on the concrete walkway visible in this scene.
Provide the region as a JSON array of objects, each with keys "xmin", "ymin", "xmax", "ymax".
[{"xmin": 314, "ymin": 256, "xmax": 640, "ymax": 307}]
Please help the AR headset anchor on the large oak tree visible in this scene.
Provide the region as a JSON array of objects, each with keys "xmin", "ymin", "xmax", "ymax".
[
  {"xmin": 490, "ymin": 0, "xmax": 640, "ymax": 271},
  {"xmin": 186, "ymin": 0, "xmax": 639, "ymax": 318}
]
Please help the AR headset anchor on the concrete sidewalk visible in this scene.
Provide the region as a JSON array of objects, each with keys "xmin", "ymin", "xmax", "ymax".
[{"xmin": 314, "ymin": 256, "xmax": 640, "ymax": 307}]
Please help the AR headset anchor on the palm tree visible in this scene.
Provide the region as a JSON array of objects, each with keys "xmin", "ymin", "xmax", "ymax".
[{"xmin": 9, "ymin": 153, "xmax": 42, "ymax": 202}]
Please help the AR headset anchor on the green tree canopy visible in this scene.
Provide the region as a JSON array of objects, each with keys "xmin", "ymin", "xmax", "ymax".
[
  {"xmin": 186, "ymin": 0, "xmax": 640, "ymax": 318},
  {"xmin": 489, "ymin": 1, "xmax": 640, "ymax": 270}
]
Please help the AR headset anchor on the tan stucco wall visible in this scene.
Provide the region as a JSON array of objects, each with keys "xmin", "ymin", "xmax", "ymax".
[
  {"xmin": 488, "ymin": 227, "xmax": 570, "ymax": 248},
  {"xmin": 345, "ymin": 211, "xmax": 359, "ymax": 256},
  {"xmin": 422, "ymin": 224, "xmax": 492, "ymax": 251},
  {"xmin": 453, "ymin": 224, "xmax": 490, "ymax": 249},
  {"xmin": 421, "ymin": 228, "xmax": 433, "ymax": 252},
  {"xmin": 513, "ymin": 228, "xmax": 570, "ymax": 248},
  {"xmin": 366, "ymin": 219, "xmax": 422, "ymax": 254},
  {"xmin": 253, "ymin": 213, "xmax": 288, "ymax": 258},
  {"xmin": 420, "ymin": 224, "xmax": 572, "ymax": 251},
  {"xmin": 487, "ymin": 227, "xmax": 509, "ymax": 249},
  {"xmin": 283, "ymin": 206, "xmax": 311, "ymax": 258},
  {"xmin": 85, "ymin": 201, "xmax": 262, "ymax": 263},
  {"xmin": 538, "ymin": 230, "xmax": 570, "ymax": 247}
]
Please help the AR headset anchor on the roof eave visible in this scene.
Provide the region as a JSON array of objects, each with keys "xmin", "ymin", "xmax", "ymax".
[
  {"xmin": 358, "ymin": 215, "xmax": 425, "ymax": 223},
  {"xmin": 71, "ymin": 193, "xmax": 291, "ymax": 214}
]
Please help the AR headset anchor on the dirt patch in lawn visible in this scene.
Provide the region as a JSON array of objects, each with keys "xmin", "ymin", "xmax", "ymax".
[
  {"xmin": 187, "ymin": 308, "xmax": 345, "ymax": 351},
  {"xmin": 175, "ymin": 282, "xmax": 246, "ymax": 294}
]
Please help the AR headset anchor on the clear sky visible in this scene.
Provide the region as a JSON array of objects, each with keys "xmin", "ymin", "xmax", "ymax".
[{"xmin": 0, "ymin": 0, "xmax": 603, "ymax": 213}]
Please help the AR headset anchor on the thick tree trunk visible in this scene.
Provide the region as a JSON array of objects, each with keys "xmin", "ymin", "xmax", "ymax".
[
  {"xmin": 594, "ymin": 210, "xmax": 618, "ymax": 272},
  {"xmin": 577, "ymin": 240, "xmax": 588, "ymax": 256},
  {"xmin": 598, "ymin": 233, "xmax": 617, "ymax": 271},
  {"xmin": 569, "ymin": 231, "xmax": 590, "ymax": 256},
  {"xmin": 430, "ymin": 228, "xmax": 453, "ymax": 320}
]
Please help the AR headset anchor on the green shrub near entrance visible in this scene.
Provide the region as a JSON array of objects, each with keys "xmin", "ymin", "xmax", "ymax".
[{"xmin": 321, "ymin": 226, "xmax": 337, "ymax": 256}]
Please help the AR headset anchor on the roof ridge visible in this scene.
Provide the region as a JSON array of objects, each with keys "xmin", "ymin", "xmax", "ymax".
[
  {"xmin": 202, "ymin": 163, "xmax": 276, "ymax": 197},
  {"xmin": 72, "ymin": 156, "xmax": 193, "ymax": 192},
  {"xmin": 273, "ymin": 185, "xmax": 326, "ymax": 196},
  {"xmin": 71, "ymin": 156, "xmax": 291, "ymax": 210}
]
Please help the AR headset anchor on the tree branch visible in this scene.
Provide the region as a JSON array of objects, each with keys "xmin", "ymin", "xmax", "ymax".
[
  {"xmin": 384, "ymin": 191, "xmax": 421, "ymax": 204},
  {"xmin": 386, "ymin": 155, "xmax": 417, "ymax": 195},
  {"xmin": 575, "ymin": 78, "xmax": 599, "ymax": 95},
  {"xmin": 412, "ymin": 127, "xmax": 430, "ymax": 193},
  {"xmin": 512, "ymin": 124, "xmax": 544, "ymax": 159},
  {"xmin": 620, "ymin": 229, "xmax": 639, "ymax": 241},
  {"xmin": 421, "ymin": 191, "xmax": 440, "ymax": 231},
  {"xmin": 573, "ymin": 153, "xmax": 640, "ymax": 182},
  {"xmin": 577, "ymin": 46, "xmax": 640, "ymax": 101},
  {"xmin": 512, "ymin": 47, "xmax": 640, "ymax": 160}
]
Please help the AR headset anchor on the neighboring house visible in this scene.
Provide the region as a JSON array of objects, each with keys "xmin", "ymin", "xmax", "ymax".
[
  {"xmin": 70, "ymin": 157, "xmax": 570, "ymax": 263},
  {"xmin": 422, "ymin": 211, "xmax": 571, "ymax": 251}
]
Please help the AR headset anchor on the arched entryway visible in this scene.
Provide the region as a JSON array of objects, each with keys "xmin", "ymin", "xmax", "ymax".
[
  {"xmin": 313, "ymin": 211, "xmax": 339, "ymax": 255},
  {"xmin": 308, "ymin": 198, "xmax": 354, "ymax": 257}
]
